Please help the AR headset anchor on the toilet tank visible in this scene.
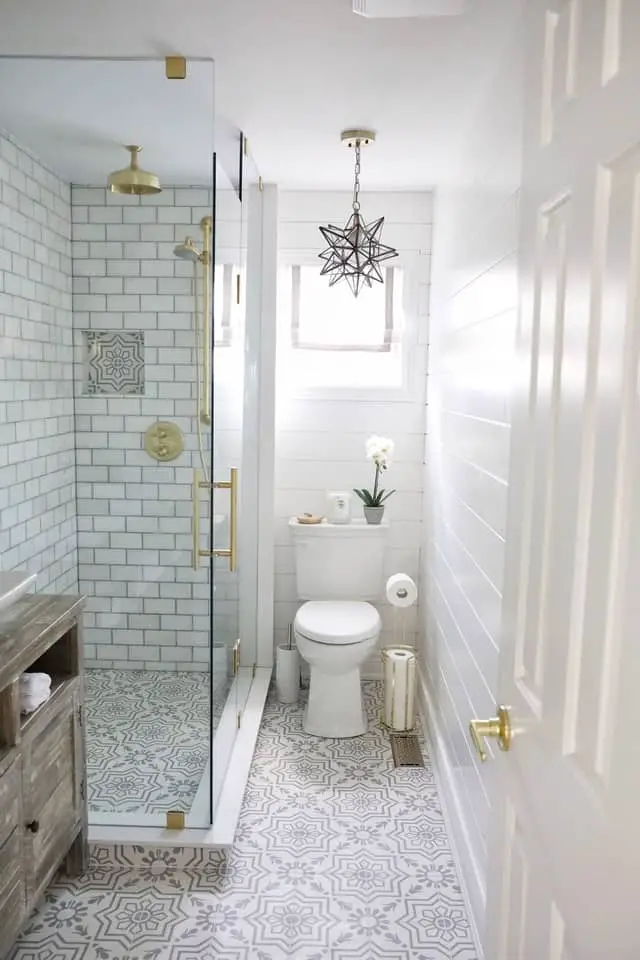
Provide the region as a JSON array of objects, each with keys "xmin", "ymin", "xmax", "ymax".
[{"xmin": 289, "ymin": 519, "xmax": 388, "ymax": 600}]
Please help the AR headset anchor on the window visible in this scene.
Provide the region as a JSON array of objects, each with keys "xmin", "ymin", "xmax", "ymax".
[
  {"xmin": 291, "ymin": 265, "xmax": 399, "ymax": 352},
  {"xmin": 278, "ymin": 264, "xmax": 405, "ymax": 390}
]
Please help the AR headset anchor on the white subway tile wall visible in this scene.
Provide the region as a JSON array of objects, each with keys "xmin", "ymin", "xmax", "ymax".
[
  {"xmin": 72, "ymin": 185, "xmax": 241, "ymax": 671},
  {"xmin": 0, "ymin": 131, "xmax": 78, "ymax": 593},
  {"xmin": 275, "ymin": 192, "xmax": 432, "ymax": 677}
]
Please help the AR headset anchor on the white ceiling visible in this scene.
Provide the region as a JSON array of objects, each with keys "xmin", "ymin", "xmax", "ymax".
[
  {"xmin": 0, "ymin": 60, "xmax": 217, "ymax": 186},
  {"xmin": 0, "ymin": 0, "xmax": 507, "ymax": 189}
]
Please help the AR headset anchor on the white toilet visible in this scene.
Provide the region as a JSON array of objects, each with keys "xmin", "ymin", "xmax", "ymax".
[{"xmin": 290, "ymin": 518, "xmax": 387, "ymax": 737}]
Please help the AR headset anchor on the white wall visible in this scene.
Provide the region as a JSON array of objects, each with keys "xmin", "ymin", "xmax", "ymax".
[
  {"xmin": 423, "ymin": 0, "xmax": 524, "ymax": 939},
  {"xmin": 0, "ymin": 130, "xmax": 77, "ymax": 594},
  {"xmin": 274, "ymin": 190, "xmax": 431, "ymax": 674}
]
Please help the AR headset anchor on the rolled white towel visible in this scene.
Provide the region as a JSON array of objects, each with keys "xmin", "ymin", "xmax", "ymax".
[
  {"xmin": 20, "ymin": 672, "xmax": 52, "ymax": 689},
  {"xmin": 20, "ymin": 689, "xmax": 51, "ymax": 715}
]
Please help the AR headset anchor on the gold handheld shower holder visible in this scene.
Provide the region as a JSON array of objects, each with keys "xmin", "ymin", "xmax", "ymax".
[{"xmin": 173, "ymin": 216, "xmax": 212, "ymax": 426}]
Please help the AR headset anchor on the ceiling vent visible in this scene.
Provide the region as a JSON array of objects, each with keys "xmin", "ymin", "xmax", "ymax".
[{"xmin": 353, "ymin": 0, "xmax": 468, "ymax": 16}]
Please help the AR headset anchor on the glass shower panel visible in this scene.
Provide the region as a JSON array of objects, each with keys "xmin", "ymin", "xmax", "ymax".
[
  {"xmin": 210, "ymin": 146, "xmax": 244, "ymax": 809},
  {"xmin": 234, "ymin": 140, "xmax": 262, "ymax": 719},
  {"xmin": 0, "ymin": 56, "xmax": 217, "ymax": 829}
]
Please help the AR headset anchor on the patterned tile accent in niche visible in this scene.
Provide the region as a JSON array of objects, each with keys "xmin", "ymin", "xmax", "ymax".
[
  {"xmin": 86, "ymin": 669, "xmax": 227, "ymax": 815},
  {"xmin": 84, "ymin": 330, "xmax": 144, "ymax": 394},
  {"xmin": 11, "ymin": 682, "xmax": 479, "ymax": 960}
]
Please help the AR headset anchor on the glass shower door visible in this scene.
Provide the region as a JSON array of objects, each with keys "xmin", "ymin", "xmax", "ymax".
[{"xmin": 210, "ymin": 147, "xmax": 245, "ymax": 811}]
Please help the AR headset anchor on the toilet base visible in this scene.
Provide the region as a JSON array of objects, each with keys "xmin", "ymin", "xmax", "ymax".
[{"xmin": 304, "ymin": 667, "xmax": 367, "ymax": 738}]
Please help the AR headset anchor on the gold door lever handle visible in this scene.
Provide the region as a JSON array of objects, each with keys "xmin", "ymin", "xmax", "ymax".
[{"xmin": 469, "ymin": 706, "xmax": 512, "ymax": 762}]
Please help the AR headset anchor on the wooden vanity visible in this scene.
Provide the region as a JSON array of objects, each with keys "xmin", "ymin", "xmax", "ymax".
[{"xmin": 0, "ymin": 594, "xmax": 86, "ymax": 957}]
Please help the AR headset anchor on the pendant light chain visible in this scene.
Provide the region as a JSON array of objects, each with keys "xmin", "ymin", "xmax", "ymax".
[
  {"xmin": 318, "ymin": 129, "xmax": 398, "ymax": 297},
  {"xmin": 352, "ymin": 140, "xmax": 361, "ymax": 212}
]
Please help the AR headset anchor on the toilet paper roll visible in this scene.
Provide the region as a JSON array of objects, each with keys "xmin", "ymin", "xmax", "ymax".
[
  {"xmin": 386, "ymin": 573, "xmax": 417, "ymax": 608},
  {"xmin": 383, "ymin": 647, "xmax": 417, "ymax": 731}
]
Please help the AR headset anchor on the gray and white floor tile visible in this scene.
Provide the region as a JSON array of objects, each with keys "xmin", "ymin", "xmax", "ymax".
[
  {"xmin": 86, "ymin": 669, "xmax": 226, "ymax": 815},
  {"xmin": 11, "ymin": 682, "xmax": 478, "ymax": 959}
]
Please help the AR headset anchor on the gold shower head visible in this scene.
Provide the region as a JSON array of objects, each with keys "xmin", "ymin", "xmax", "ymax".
[{"xmin": 107, "ymin": 145, "xmax": 161, "ymax": 196}]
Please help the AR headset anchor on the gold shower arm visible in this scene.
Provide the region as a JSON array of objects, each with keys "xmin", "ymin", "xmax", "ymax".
[{"xmin": 200, "ymin": 216, "xmax": 212, "ymax": 426}]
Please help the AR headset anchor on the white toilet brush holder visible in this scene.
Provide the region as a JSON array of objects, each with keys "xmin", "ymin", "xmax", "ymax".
[{"xmin": 276, "ymin": 627, "xmax": 300, "ymax": 704}]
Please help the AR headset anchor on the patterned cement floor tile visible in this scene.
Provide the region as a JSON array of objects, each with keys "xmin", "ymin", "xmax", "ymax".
[
  {"xmin": 85, "ymin": 669, "xmax": 227, "ymax": 816},
  {"xmin": 11, "ymin": 682, "xmax": 478, "ymax": 960}
]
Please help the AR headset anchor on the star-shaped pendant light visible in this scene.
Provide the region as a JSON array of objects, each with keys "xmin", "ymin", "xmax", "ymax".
[{"xmin": 319, "ymin": 130, "xmax": 398, "ymax": 297}]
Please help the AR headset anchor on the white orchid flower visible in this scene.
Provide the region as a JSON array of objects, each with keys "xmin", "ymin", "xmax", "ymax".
[
  {"xmin": 365, "ymin": 435, "xmax": 394, "ymax": 469},
  {"xmin": 355, "ymin": 434, "xmax": 396, "ymax": 510}
]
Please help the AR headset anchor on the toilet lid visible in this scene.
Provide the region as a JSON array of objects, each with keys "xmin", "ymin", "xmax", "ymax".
[{"xmin": 295, "ymin": 601, "xmax": 381, "ymax": 645}]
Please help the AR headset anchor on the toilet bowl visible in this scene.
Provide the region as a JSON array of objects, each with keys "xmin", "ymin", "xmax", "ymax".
[{"xmin": 294, "ymin": 600, "xmax": 381, "ymax": 737}]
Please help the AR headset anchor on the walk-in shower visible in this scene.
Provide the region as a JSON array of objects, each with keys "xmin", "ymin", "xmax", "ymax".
[{"xmin": 0, "ymin": 55, "xmax": 269, "ymax": 845}]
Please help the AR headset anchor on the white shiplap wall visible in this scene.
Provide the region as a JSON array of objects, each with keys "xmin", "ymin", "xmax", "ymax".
[
  {"xmin": 275, "ymin": 191, "xmax": 431, "ymax": 674},
  {"xmin": 422, "ymin": 2, "xmax": 524, "ymax": 938},
  {"xmin": 0, "ymin": 130, "xmax": 78, "ymax": 594}
]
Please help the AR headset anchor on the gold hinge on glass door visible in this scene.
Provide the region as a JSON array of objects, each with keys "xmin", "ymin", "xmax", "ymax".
[{"xmin": 192, "ymin": 467, "xmax": 238, "ymax": 572}]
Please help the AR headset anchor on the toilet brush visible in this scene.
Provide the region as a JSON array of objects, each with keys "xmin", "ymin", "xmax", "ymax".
[{"xmin": 276, "ymin": 623, "xmax": 300, "ymax": 703}]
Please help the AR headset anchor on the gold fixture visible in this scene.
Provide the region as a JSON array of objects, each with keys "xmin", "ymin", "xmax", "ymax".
[
  {"xmin": 469, "ymin": 706, "xmax": 512, "ymax": 762},
  {"xmin": 107, "ymin": 145, "xmax": 161, "ymax": 195},
  {"xmin": 165, "ymin": 810, "xmax": 185, "ymax": 830},
  {"xmin": 233, "ymin": 639, "xmax": 240, "ymax": 676},
  {"xmin": 192, "ymin": 467, "xmax": 238, "ymax": 572},
  {"xmin": 174, "ymin": 216, "xmax": 212, "ymax": 426},
  {"xmin": 165, "ymin": 56, "xmax": 187, "ymax": 79},
  {"xmin": 341, "ymin": 128, "xmax": 376, "ymax": 148},
  {"xmin": 258, "ymin": 176, "xmax": 263, "ymax": 192},
  {"xmin": 144, "ymin": 421, "xmax": 183, "ymax": 462}
]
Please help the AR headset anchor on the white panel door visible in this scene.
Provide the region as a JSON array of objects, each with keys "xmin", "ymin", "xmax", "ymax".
[{"xmin": 485, "ymin": 2, "xmax": 640, "ymax": 958}]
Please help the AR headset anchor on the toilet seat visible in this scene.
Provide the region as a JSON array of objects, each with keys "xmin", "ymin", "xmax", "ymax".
[{"xmin": 295, "ymin": 601, "xmax": 381, "ymax": 645}]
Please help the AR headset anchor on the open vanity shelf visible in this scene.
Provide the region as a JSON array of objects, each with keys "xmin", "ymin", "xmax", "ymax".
[{"xmin": 0, "ymin": 594, "xmax": 86, "ymax": 958}]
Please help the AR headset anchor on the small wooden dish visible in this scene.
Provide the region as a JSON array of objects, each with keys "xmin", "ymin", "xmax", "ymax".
[{"xmin": 296, "ymin": 514, "xmax": 324, "ymax": 525}]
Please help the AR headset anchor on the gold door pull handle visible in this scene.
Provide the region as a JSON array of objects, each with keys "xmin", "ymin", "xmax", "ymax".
[
  {"xmin": 469, "ymin": 706, "xmax": 512, "ymax": 762},
  {"xmin": 192, "ymin": 467, "xmax": 238, "ymax": 572}
]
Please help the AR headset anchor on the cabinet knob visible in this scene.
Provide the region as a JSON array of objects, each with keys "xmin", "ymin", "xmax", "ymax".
[{"xmin": 25, "ymin": 819, "xmax": 39, "ymax": 834}]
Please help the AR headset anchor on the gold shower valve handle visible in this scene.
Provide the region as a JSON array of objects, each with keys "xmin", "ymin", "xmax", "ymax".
[{"xmin": 469, "ymin": 706, "xmax": 512, "ymax": 762}]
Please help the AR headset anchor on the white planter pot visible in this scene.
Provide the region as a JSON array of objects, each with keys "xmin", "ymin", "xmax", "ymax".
[{"xmin": 276, "ymin": 644, "xmax": 300, "ymax": 704}]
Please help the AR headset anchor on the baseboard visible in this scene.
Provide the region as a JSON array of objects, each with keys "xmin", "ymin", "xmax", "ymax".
[{"xmin": 417, "ymin": 665, "xmax": 485, "ymax": 958}]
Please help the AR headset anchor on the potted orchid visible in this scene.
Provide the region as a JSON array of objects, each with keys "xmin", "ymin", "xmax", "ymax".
[{"xmin": 353, "ymin": 435, "xmax": 396, "ymax": 524}]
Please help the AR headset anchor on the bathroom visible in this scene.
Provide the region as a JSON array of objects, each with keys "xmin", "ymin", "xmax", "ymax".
[
  {"xmin": 0, "ymin": 49, "xmax": 451, "ymax": 957},
  {"xmin": 4, "ymin": 0, "xmax": 630, "ymax": 955}
]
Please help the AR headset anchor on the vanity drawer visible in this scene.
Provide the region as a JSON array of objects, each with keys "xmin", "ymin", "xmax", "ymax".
[
  {"xmin": 29, "ymin": 774, "xmax": 76, "ymax": 900},
  {"xmin": 25, "ymin": 704, "xmax": 75, "ymax": 816},
  {"xmin": 0, "ymin": 864, "xmax": 26, "ymax": 960},
  {"xmin": 0, "ymin": 827, "xmax": 23, "ymax": 896},
  {"xmin": 0, "ymin": 760, "xmax": 21, "ymax": 849}
]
